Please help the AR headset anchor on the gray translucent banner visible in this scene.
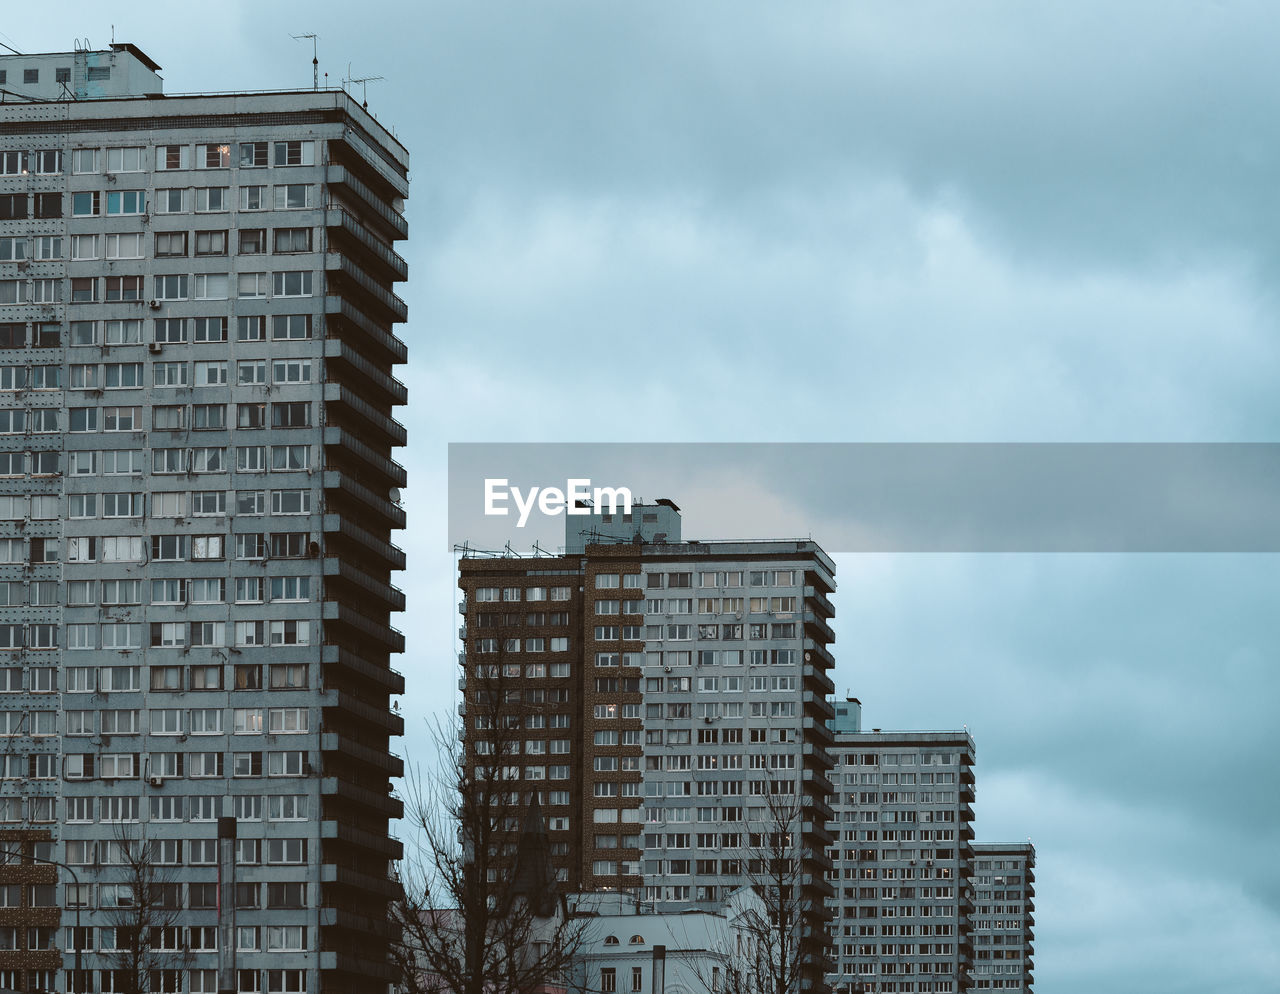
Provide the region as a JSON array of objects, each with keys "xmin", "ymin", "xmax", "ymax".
[{"xmin": 447, "ymin": 443, "xmax": 1280, "ymax": 553}]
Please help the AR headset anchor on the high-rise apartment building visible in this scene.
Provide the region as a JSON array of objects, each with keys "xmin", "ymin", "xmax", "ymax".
[
  {"xmin": 1, "ymin": 44, "xmax": 408, "ymax": 994},
  {"xmin": 969, "ymin": 844, "xmax": 1034, "ymax": 993},
  {"xmin": 825, "ymin": 703, "xmax": 978, "ymax": 994},
  {"xmin": 457, "ymin": 500, "xmax": 838, "ymax": 990}
]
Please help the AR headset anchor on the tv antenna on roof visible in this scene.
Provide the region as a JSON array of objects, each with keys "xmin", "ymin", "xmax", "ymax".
[
  {"xmin": 343, "ymin": 64, "xmax": 383, "ymax": 109},
  {"xmin": 292, "ymin": 32, "xmax": 319, "ymax": 90}
]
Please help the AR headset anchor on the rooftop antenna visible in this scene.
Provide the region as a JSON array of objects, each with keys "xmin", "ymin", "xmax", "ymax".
[
  {"xmin": 292, "ymin": 33, "xmax": 320, "ymax": 90},
  {"xmin": 342, "ymin": 64, "xmax": 383, "ymax": 109}
]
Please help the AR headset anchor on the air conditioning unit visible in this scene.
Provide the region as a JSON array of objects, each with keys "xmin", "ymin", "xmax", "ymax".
[
  {"xmin": 664, "ymin": 666, "xmax": 672, "ymax": 673},
  {"xmin": 148, "ymin": 775, "xmax": 164, "ymax": 787},
  {"xmin": 148, "ymin": 299, "xmax": 161, "ymax": 309},
  {"xmin": 148, "ymin": 342, "xmax": 163, "ymax": 353}
]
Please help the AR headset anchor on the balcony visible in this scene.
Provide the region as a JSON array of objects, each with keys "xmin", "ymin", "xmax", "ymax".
[
  {"xmin": 318, "ymin": 947, "xmax": 397, "ymax": 984},
  {"xmin": 323, "ymin": 600, "xmax": 405, "ymax": 652},
  {"xmin": 321, "ymin": 731, "xmax": 404, "ymax": 778},
  {"xmin": 804, "ymin": 639, "xmax": 835, "ymax": 669},
  {"xmin": 320, "ymin": 774, "xmax": 404, "ymax": 819},
  {"xmin": 326, "ymin": 164, "xmax": 408, "ymax": 240},
  {"xmin": 330, "ymin": 132, "xmax": 409, "ymax": 200},
  {"xmin": 325, "ymin": 295, "xmax": 407, "ymax": 366},
  {"xmin": 324, "ymin": 337, "xmax": 408, "ymax": 407},
  {"xmin": 804, "ymin": 666, "xmax": 836, "ymax": 697},
  {"xmin": 803, "ymin": 715, "xmax": 836, "ymax": 745},
  {"xmin": 322, "ymin": 644, "xmax": 406, "ymax": 695},
  {"xmin": 321, "ymin": 819, "xmax": 404, "ymax": 860},
  {"xmin": 324, "ymin": 381, "xmax": 407, "ymax": 447},
  {"xmin": 320, "ymin": 861, "xmax": 402, "ymax": 900},
  {"xmin": 324, "ymin": 426, "xmax": 407, "ymax": 487},
  {"xmin": 326, "ymin": 206, "xmax": 409, "ymax": 281},
  {"xmin": 804, "ymin": 795, "xmax": 835, "ymax": 823},
  {"xmin": 804, "ymin": 585, "xmax": 835, "ymax": 619},
  {"xmin": 804, "ymin": 611, "xmax": 836, "ymax": 645},
  {"xmin": 322, "ymin": 469, "xmax": 407, "ymax": 530},
  {"xmin": 325, "ymin": 251, "xmax": 408, "ymax": 324},
  {"xmin": 322, "ymin": 514, "xmax": 406, "ymax": 572},
  {"xmin": 321, "ymin": 686, "xmax": 406, "ymax": 736},
  {"xmin": 802, "ymin": 742, "xmax": 836, "ymax": 769}
]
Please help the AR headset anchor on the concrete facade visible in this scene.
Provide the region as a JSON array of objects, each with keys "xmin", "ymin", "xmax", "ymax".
[
  {"xmin": 0, "ymin": 46, "xmax": 408, "ymax": 994},
  {"xmin": 969, "ymin": 845, "xmax": 1034, "ymax": 993},
  {"xmin": 457, "ymin": 503, "xmax": 838, "ymax": 992},
  {"xmin": 825, "ymin": 728, "xmax": 978, "ymax": 994}
]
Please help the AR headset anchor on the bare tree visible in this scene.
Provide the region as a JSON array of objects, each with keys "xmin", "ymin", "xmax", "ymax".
[
  {"xmin": 389, "ymin": 657, "xmax": 586, "ymax": 994},
  {"xmin": 683, "ymin": 782, "xmax": 816, "ymax": 994},
  {"xmin": 101, "ymin": 822, "xmax": 192, "ymax": 994}
]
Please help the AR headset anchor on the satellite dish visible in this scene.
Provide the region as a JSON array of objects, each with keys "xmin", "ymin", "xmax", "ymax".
[{"xmin": 389, "ymin": 488, "xmax": 401, "ymax": 504}]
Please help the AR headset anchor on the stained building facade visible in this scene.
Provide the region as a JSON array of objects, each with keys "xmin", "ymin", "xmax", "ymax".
[{"xmin": 1, "ymin": 43, "xmax": 408, "ymax": 994}]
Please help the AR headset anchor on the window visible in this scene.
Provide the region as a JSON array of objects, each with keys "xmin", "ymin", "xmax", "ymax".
[
  {"xmin": 238, "ymin": 446, "xmax": 267, "ymax": 472},
  {"xmin": 154, "ymin": 231, "xmax": 187, "ymax": 257},
  {"xmin": 272, "ymin": 489, "xmax": 311, "ymax": 514},
  {"xmin": 105, "ymin": 319, "xmax": 143, "ymax": 345},
  {"xmin": 194, "ymin": 316, "xmax": 228, "ymax": 342},
  {"xmin": 272, "ymin": 271, "xmax": 313, "ymax": 296},
  {"xmin": 270, "ymin": 445, "xmax": 310, "ymax": 472},
  {"xmin": 193, "ymin": 273, "xmax": 230, "ymax": 299},
  {"xmin": 106, "ymin": 147, "xmax": 144, "ymax": 172},
  {"xmin": 239, "ymin": 360, "xmax": 268, "ymax": 385},
  {"xmin": 157, "ymin": 144, "xmax": 190, "ymax": 170},
  {"xmin": 274, "ymin": 227, "xmax": 312, "ymax": 253},
  {"xmin": 154, "ymin": 274, "xmax": 189, "ymax": 300},
  {"xmin": 195, "ymin": 229, "xmax": 228, "ymax": 255},
  {"xmin": 239, "ymin": 273, "xmax": 269, "ymax": 299},
  {"xmin": 199, "ymin": 143, "xmax": 231, "ymax": 168},
  {"xmin": 241, "ymin": 185, "xmax": 268, "ymax": 210},
  {"xmin": 272, "ymin": 359, "xmax": 311, "ymax": 383},
  {"xmin": 274, "ymin": 141, "xmax": 315, "ymax": 166},
  {"xmin": 195, "ymin": 360, "xmax": 228, "ymax": 386},
  {"xmin": 240, "ymin": 142, "xmax": 269, "ymax": 167},
  {"xmin": 238, "ymin": 402, "xmax": 267, "ymax": 429},
  {"xmin": 193, "ymin": 403, "xmax": 227, "ymax": 429},
  {"xmin": 105, "ymin": 276, "xmax": 143, "ymax": 301},
  {"xmin": 601, "ymin": 969, "xmax": 617, "ymax": 994},
  {"xmin": 106, "ymin": 190, "xmax": 145, "ymax": 215},
  {"xmin": 154, "ymin": 318, "xmax": 187, "ymax": 344},
  {"xmin": 69, "ymin": 277, "xmax": 95, "ymax": 302},
  {"xmin": 104, "ymin": 230, "xmax": 143, "ymax": 258},
  {"xmin": 240, "ymin": 228, "xmax": 267, "ymax": 253},
  {"xmin": 196, "ymin": 187, "xmax": 229, "ymax": 212},
  {"xmin": 71, "ymin": 233, "xmax": 100, "ymax": 259},
  {"xmin": 272, "ymin": 314, "xmax": 311, "ymax": 340},
  {"xmin": 274, "ymin": 184, "xmax": 311, "ymax": 209},
  {"xmin": 72, "ymin": 148, "xmax": 98, "ymax": 173},
  {"xmin": 155, "ymin": 188, "xmax": 186, "ymax": 213},
  {"xmin": 272, "ymin": 401, "xmax": 310, "ymax": 427},
  {"xmin": 269, "ymin": 751, "xmax": 306, "ymax": 777},
  {"xmin": 33, "ymin": 149, "xmax": 61, "ymax": 174}
]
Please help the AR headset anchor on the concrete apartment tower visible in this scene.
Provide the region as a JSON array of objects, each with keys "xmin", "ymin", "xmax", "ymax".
[
  {"xmin": 457, "ymin": 500, "xmax": 838, "ymax": 991},
  {"xmin": 825, "ymin": 705, "xmax": 979, "ymax": 994},
  {"xmin": 825, "ymin": 704, "xmax": 1037, "ymax": 994},
  {"xmin": 0, "ymin": 44, "xmax": 408, "ymax": 994},
  {"xmin": 969, "ymin": 844, "xmax": 1035, "ymax": 993}
]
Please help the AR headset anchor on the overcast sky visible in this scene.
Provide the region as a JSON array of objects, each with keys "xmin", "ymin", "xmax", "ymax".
[{"xmin": 7, "ymin": 4, "xmax": 1280, "ymax": 991}]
